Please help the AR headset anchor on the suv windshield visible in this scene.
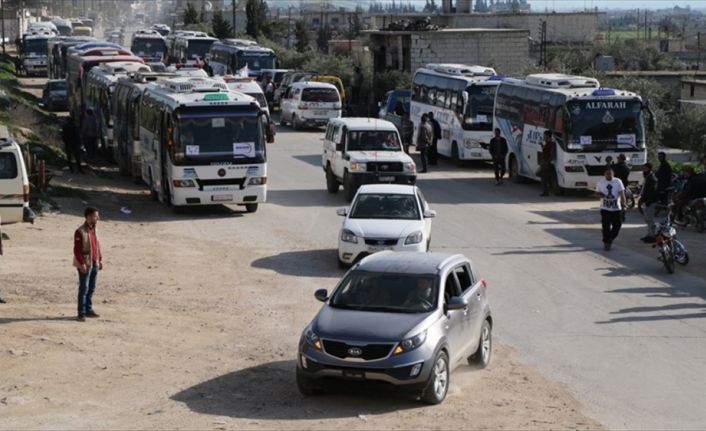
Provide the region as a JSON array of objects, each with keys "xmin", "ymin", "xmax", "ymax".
[
  {"xmin": 330, "ymin": 271, "xmax": 438, "ymax": 313},
  {"xmin": 567, "ymin": 100, "xmax": 645, "ymax": 151},
  {"xmin": 350, "ymin": 193, "xmax": 420, "ymax": 220},
  {"xmin": 346, "ymin": 130, "xmax": 401, "ymax": 152},
  {"xmin": 302, "ymin": 88, "xmax": 339, "ymax": 103}
]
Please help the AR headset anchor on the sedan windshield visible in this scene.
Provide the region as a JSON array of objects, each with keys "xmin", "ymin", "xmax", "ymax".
[
  {"xmin": 330, "ymin": 271, "xmax": 438, "ymax": 313},
  {"xmin": 350, "ymin": 193, "xmax": 420, "ymax": 220},
  {"xmin": 346, "ymin": 130, "xmax": 401, "ymax": 152}
]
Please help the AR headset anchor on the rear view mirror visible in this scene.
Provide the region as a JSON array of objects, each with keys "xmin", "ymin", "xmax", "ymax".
[
  {"xmin": 446, "ymin": 296, "xmax": 468, "ymax": 311},
  {"xmin": 423, "ymin": 209, "xmax": 436, "ymax": 218},
  {"xmin": 314, "ymin": 289, "xmax": 329, "ymax": 302},
  {"xmin": 336, "ymin": 207, "xmax": 348, "ymax": 216}
]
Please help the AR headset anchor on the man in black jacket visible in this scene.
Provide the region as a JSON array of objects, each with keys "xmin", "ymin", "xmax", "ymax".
[
  {"xmin": 62, "ymin": 117, "xmax": 84, "ymax": 173},
  {"xmin": 613, "ymin": 154, "xmax": 630, "ymax": 187},
  {"xmin": 638, "ymin": 162, "xmax": 658, "ymax": 242},
  {"xmin": 656, "ymin": 151, "xmax": 672, "ymax": 204},
  {"xmin": 489, "ymin": 128, "xmax": 508, "ymax": 185}
]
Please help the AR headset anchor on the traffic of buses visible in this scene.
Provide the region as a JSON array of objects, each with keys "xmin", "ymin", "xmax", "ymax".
[{"xmin": 22, "ymin": 16, "xmax": 653, "ymax": 212}]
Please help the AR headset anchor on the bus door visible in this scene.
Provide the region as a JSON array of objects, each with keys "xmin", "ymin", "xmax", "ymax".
[{"xmin": 158, "ymin": 110, "xmax": 172, "ymax": 202}]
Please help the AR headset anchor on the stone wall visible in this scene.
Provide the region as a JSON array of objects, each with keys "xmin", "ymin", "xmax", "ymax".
[{"xmin": 681, "ymin": 80, "xmax": 706, "ymax": 100}]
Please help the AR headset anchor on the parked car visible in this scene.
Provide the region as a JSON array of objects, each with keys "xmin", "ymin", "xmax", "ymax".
[
  {"xmin": 280, "ymin": 81, "xmax": 341, "ymax": 130},
  {"xmin": 379, "ymin": 89, "xmax": 413, "ymax": 150},
  {"xmin": 42, "ymin": 79, "xmax": 68, "ymax": 111},
  {"xmin": 322, "ymin": 118, "xmax": 416, "ymax": 201},
  {"xmin": 0, "ymin": 126, "xmax": 34, "ymax": 225},
  {"xmin": 336, "ymin": 184, "xmax": 434, "ymax": 267},
  {"xmin": 296, "ymin": 251, "xmax": 493, "ymax": 404}
]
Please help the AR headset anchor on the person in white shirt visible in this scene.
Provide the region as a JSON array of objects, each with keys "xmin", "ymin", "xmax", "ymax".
[{"xmin": 595, "ymin": 167, "xmax": 627, "ymax": 251}]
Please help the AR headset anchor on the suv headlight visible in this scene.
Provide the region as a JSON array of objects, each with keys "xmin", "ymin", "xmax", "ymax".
[
  {"xmin": 405, "ymin": 161, "xmax": 416, "ymax": 172},
  {"xmin": 303, "ymin": 328, "xmax": 322, "ymax": 350},
  {"xmin": 404, "ymin": 231, "xmax": 423, "ymax": 245},
  {"xmin": 340, "ymin": 229, "xmax": 358, "ymax": 244},
  {"xmin": 393, "ymin": 330, "xmax": 427, "ymax": 355},
  {"xmin": 349, "ymin": 162, "xmax": 366, "ymax": 172}
]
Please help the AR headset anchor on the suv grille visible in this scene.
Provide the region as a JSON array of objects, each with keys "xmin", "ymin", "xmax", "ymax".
[
  {"xmin": 364, "ymin": 238, "xmax": 398, "ymax": 246},
  {"xmin": 322, "ymin": 340, "xmax": 394, "ymax": 360},
  {"xmin": 367, "ymin": 162, "xmax": 403, "ymax": 173}
]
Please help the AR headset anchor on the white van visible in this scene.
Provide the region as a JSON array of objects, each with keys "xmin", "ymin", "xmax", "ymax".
[
  {"xmin": 0, "ymin": 127, "xmax": 33, "ymax": 225},
  {"xmin": 280, "ymin": 81, "xmax": 341, "ymax": 129},
  {"xmin": 222, "ymin": 75, "xmax": 270, "ymax": 115}
]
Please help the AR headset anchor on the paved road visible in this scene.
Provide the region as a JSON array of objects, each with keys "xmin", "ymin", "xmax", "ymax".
[{"xmin": 253, "ymin": 125, "xmax": 706, "ymax": 429}]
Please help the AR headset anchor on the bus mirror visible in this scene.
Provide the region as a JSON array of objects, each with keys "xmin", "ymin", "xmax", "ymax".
[{"xmin": 462, "ymin": 91, "xmax": 469, "ymax": 115}]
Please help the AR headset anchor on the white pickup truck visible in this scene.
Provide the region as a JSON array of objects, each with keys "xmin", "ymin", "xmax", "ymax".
[{"xmin": 322, "ymin": 118, "xmax": 417, "ymax": 201}]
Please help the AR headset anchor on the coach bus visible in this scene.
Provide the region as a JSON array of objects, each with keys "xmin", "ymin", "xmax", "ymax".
[
  {"xmin": 493, "ymin": 73, "xmax": 653, "ymax": 191},
  {"xmin": 208, "ymin": 40, "xmax": 276, "ymax": 78},
  {"xmin": 139, "ymin": 77, "xmax": 274, "ymax": 212},
  {"xmin": 410, "ymin": 64, "xmax": 501, "ymax": 162},
  {"xmin": 172, "ymin": 32, "xmax": 217, "ymax": 66}
]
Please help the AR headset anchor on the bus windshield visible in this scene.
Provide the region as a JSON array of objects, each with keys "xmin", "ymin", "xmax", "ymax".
[
  {"xmin": 176, "ymin": 107, "xmax": 264, "ymax": 165},
  {"xmin": 23, "ymin": 39, "xmax": 49, "ymax": 56},
  {"xmin": 186, "ymin": 40, "xmax": 214, "ymax": 60},
  {"xmin": 567, "ymin": 100, "xmax": 645, "ymax": 151},
  {"xmin": 463, "ymin": 84, "xmax": 495, "ymax": 131},
  {"xmin": 132, "ymin": 39, "xmax": 166, "ymax": 57},
  {"xmin": 237, "ymin": 53, "xmax": 274, "ymax": 70}
]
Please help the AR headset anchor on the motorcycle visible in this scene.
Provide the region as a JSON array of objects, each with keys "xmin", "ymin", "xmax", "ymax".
[
  {"xmin": 677, "ymin": 198, "xmax": 706, "ymax": 233},
  {"xmin": 653, "ymin": 209, "xmax": 689, "ymax": 274}
]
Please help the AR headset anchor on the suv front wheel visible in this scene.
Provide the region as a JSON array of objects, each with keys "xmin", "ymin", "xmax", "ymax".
[
  {"xmin": 421, "ymin": 350, "xmax": 449, "ymax": 404},
  {"xmin": 326, "ymin": 165, "xmax": 339, "ymax": 193},
  {"xmin": 343, "ymin": 172, "xmax": 356, "ymax": 202},
  {"xmin": 468, "ymin": 319, "xmax": 492, "ymax": 368}
]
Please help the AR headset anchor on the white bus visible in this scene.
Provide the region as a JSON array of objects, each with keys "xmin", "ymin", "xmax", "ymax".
[
  {"xmin": 208, "ymin": 40, "xmax": 276, "ymax": 78},
  {"xmin": 172, "ymin": 33, "xmax": 217, "ymax": 66},
  {"xmin": 410, "ymin": 64, "xmax": 501, "ymax": 162},
  {"xmin": 493, "ymin": 73, "xmax": 653, "ymax": 191},
  {"xmin": 139, "ymin": 77, "xmax": 274, "ymax": 212},
  {"xmin": 130, "ymin": 30, "xmax": 167, "ymax": 63}
]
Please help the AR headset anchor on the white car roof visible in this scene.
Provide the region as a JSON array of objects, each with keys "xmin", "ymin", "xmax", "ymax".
[
  {"xmin": 328, "ymin": 117, "xmax": 398, "ymax": 132},
  {"xmin": 357, "ymin": 184, "xmax": 417, "ymax": 195},
  {"xmin": 290, "ymin": 81, "xmax": 337, "ymax": 90}
]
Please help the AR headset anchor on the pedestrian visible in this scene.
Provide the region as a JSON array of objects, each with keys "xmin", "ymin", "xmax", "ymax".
[
  {"xmin": 637, "ymin": 162, "xmax": 659, "ymax": 243},
  {"xmin": 427, "ymin": 112, "xmax": 441, "ymax": 165},
  {"xmin": 350, "ymin": 66, "xmax": 363, "ymax": 106},
  {"xmin": 489, "ymin": 128, "xmax": 508, "ymax": 185},
  {"xmin": 613, "ymin": 154, "xmax": 630, "ymax": 187},
  {"xmin": 656, "ymin": 151, "xmax": 673, "ymax": 204},
  {"xmin": 73, "ymin": 207, "xmax": 103, "ymax": 322},
  {"xmin": 80, "ymin": 109, "xmax": 99, "ymax": 160},
  {"xmin": 264, "ymin": 77, "xmax": 275, "ymax": 108},
  {"xmin": 539, "ymin": 130, "xmax": 556, "ymax": 196},
  {"xmin": 62, "ymin": 117, "xmax": 84, "ymax": 174},
  {"xmin": 416, "ymin": 114, "xmax": 433, "ymax": 173},
  {"xmin": 595, "ymin": 167, "xmax": 627, "ymax": 251}
]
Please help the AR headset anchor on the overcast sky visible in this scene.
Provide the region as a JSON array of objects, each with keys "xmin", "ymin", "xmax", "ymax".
[{"xmin": 529, "ymin": 1, "xmax": 705, "ymax": 11}]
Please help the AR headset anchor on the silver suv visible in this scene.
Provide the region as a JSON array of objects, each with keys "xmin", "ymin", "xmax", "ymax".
[{"xmin": 296, "ymin": 252, "xmax": 492, "ymax": 404}]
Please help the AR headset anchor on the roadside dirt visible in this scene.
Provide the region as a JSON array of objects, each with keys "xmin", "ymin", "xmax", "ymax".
[{"xmin": 0, "ymin": 169, "xmax": 602, "ymax": 430}]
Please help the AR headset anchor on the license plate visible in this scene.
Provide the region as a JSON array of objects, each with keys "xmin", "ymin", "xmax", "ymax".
[
  {"xmin": 314, "ymin": 110, "xmax": 327, "ymax": 116},
  {"xmin": 368, "ymin": 246, "xmax": 393, "ymax": 252},
  {"xmin": 378, "ymin": 176, "xmax": 394, "ymax": 182},
  {"xmin": 211, "ymin": 194, "xmax": 233, "ymax": 202},
  {"xmin": 342, "ymin": 369, "xmax": 365, "ymax": 379}
]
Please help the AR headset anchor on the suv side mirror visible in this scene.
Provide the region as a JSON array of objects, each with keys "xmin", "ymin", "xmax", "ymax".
[
  {"xmin": 423, "ymin": 209, "xmax": 436, "ymax": 218},
  {"xmin": 314, "ymin": 289, "xmax": 329, "ymax": 302},
  {"xmin": 336, "ymin": 207, "xmax": 348, "ymax": 216},
  {"xmin": 446, "ymin": 296, "xmax": 468, "ymax": 311}
]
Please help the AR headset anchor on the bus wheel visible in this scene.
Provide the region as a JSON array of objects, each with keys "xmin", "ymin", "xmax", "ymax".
[
  {"xmin": 245, "ymin": 203, "xmax": 259, "ymax": 213},
  {"xmin": 149, "ymin": 174, "xmax": 159, "ymax": 201},
  {"xmin": 509, "ymin": 156, "xmax": 522, "ymax": 183},
  {"xmin": 451, "ymin": 142, "xmax": 460, "ymax": 164}
]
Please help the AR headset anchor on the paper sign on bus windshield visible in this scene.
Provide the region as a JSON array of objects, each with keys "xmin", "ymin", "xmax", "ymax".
[
  {"xmin": 186, "ymin": 145, "xmax": 199, "ymax": 156},
  {"xmin": 233, "ymin": 142, "xmax": 255, "ymax": 157}
]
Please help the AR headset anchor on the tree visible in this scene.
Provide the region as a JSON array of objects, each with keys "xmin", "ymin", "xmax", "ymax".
[
  {"xmin": 211, "ymin": 9, "xmax": 233, "ymax": 39},
  {"xmin": 183, "ymin": 2, "xmax": 200, "ymax": 26},
  {"xmin": 673, "ymin": 106, "xmax": 706, "ymax": 157},
  {"xmin": 294, "ymin": 20, "xmax": 310, "ymax": 53},
  {"xmin": 246, "ymin": 0, "xmax": 270, "ymax": 38},
  {"xmin": 317, "ymin": 25, "xmax": 332, "ymax": 53}
]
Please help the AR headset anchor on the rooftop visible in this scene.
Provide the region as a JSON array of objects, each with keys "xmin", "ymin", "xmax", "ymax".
[
  {"xmin": 329, "ymin": 117, "xmax": 398, "ymax": 131},
  {"xmin": 357, "ymin": 252, "xmax": 466, "ymax": 275},
  {"xmin": 365, "ymin": 27, "xmax": 529, "ymax": 35}
]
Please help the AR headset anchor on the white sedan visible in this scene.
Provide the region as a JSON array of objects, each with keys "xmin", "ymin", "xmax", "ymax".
[{"xmin": 336, "ymin": 184, "xmax": 435, "ymax": 267}]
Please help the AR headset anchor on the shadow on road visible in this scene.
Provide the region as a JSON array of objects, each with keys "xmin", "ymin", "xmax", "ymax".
[
  {"xmin": 491, "ymin": 244, "xmax": 589, "ymax": 256},
  {"xmin": 251, "ymin": 249, "xmax": 342, "ymax": 278},
  {"xmin": 292, "ymin": 154, "xmax": 322, "ymax": 168},
  {"xmin": 267, "ymin": 189, "xmax": 346, "ymax": 208},
  {"xmin": 171, "ymin": 360, "xmax": 421, "ymax": 420},
  {"xmin": 0, "ymin": 315, "xmax": 76, "ymax": 325}
]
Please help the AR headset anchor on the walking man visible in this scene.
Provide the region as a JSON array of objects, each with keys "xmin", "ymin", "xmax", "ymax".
[
  {"xmin": 428, "ymin": 112, "xmax": 441, "ymax": 165},
  {"xmin": 596, "ymin": 167, "xmax": 627, "ymax": 251},
  {"xmin": 656, "ymin": 151, "xmax": 672, "ymax": 204},
  {"xmin": 417, "ymin": 114, "xmax": 433, "ymax": 173},
  {"xmin": 540, "ymin": 130, "xmax": 556, "ymax": 196},
  {"xmin": 73, "ymin": 207, "xmax": 103, "ymax": 322},
  {"xmin": 80, "ymin": 109, "xmax": 99, "ymax": 160},
  {"xmin": 62, "ymin": 117, "xmax": 84, "ymax": 174},
  {"xmin": 489, "ymin": 128, "xmax": 508, "ymax": 185},
  {"xmin": 637, "ymin": 162, "xmax": 659, "ymax": 243}
]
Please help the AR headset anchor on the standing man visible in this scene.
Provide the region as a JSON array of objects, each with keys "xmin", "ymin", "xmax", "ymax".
[
  {"xmin": 62, "ymin": 117, "xmax": 84, "ymax": 174},
  {"xmin": 637, "ymin": 162, "xmax": 659, "ymax": 243},
  {"xmin": 540, "ymin": 130, "xmax": 556, "ymax": 196},
  {"xmin": 613, "ymin": 154, "xmax": 630, "ymax": 187},
  {"xmin": 80, "ymin": 109, "xmax": 99, "ymax": 160},
  {"xmin": 595, "ymin": 167, "xmax": 627, "ymax": 251},
  {"xmin": 264, "ymin": 76, "xmax": 275, "ymax": 108},
  {"xmin": 73, "ymin": 207, "xmax": 103, "ymax": 322},
  {"xmin": 656, "ymin": 151, "xmax": 672, "ymax": 204},
  {"xmin": 489, "ymin": 128, "xmax": 509, "ymax": 185},
  {"xmin": 427, "ymin": 112, "xmax": 441, "ymax": 166},
  {"xmin": 416, "ymin": 114, "xmax": 432, "ymax": 173}
]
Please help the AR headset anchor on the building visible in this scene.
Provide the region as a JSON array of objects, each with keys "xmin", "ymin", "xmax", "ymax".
[
  {"xmin": 681, "ymin": 78, "xmax": 706, "ymax": 101},
  {"xmin": 365, "ymin": 28, "xmax": 530, "ymax": 76},
  {"xmin": 605, "ymin": 71, "xmax": 706, "ymax": 102}
]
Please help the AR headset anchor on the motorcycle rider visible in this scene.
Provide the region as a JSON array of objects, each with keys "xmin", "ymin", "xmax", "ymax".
[
  {"xmin": 637, "ymin": 162, "xmax": 658, "ymax": 243},
  {"xmin": 674, "ymin": 165, "xmax": 706, "ymax": 224}
]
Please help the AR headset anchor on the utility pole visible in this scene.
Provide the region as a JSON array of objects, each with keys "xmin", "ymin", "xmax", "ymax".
[
  {"xmin": 348, "ymin": 12, "xmax": 352, "ymax": 58},
  {"xmin": 698, "ymin": 32, "xmax": 702, "ymax": 70},
  {"xmin": 1, "ymin": 0, "xmax": 5, "ymax": 55},
  {"xmin": 232, "ymin": 0, "xmax": 236, "ymax": 35},
  {"xmin": 287, "ymin": 6, "xmax": 292, "ymax": 49},
  {"xmin": 636, "ymin": 9, "xmax": 639, "ymax": 40}
]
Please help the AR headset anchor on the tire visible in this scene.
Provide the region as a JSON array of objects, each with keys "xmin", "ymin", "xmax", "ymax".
[
  {"xmin": 337, "ymin": 253, "xmax": 349, "ymax": 269},
  {"xmin": 696, "ymin": 215, "xmax": 705, "ymax": 233},
  {"xmin": 326, "ymin": 165, "xmax": 339, "ymax": 194},
  {"xmin": 660, "ymin": 244, "xmax": 675, "ymax": 274},
  {"xmin": 426, "ymin": 238, "xmax": 431, "ymax": 252},
  {"xmin": 245, "ymin": 203, "xmax": 259, "ymax": 213},
  {"xmin": 343, "ymin": 172, "xmax": 356, "ymax": 202},
  {"xmin": 451, "ymin": 142, "xmax": 460, "ymax": 164},
  {"xmin": 468, "ymin": 319, "xmax": 492, "ymax": 369},
  {"xmin": 508, "ymin": 156, "xmax": 522, "ymax": 183},
  {"xmin": 674, "ymin": 241, "xmax": 689, "ymax": 266},
  {"xmin": 149, "ymin": 174, "xmax": 158, "ymax": 202},
  {"xmin": 421, "ymin": 350, "xmax": 449, "ymax": 405},
  {"xmin": 296, "ymin": 367, "xmax": 324, "ymax": 396}
]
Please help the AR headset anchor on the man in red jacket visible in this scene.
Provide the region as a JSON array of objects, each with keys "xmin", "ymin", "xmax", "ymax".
[{"xmin": 73, "ymin": 207, "xmax": 103, "ymax": 321}]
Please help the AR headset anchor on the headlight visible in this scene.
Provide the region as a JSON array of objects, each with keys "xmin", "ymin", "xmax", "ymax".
[
  {"xmin": 393, "ymin": 330, "xmax": 427, "ymax": 355},
  {"xmin": 349, "ymin": 162, "xmax": 366, "ymax": 172},
  {"xmin": 340, "ymin": 229, "xmax": 358, "ymax": 243},
  {"xmin": 404, "ymin": 231, "xmax": 423, "ymax": 245},
  {"xmin": 304, "ymin": 328, "xmax": 322, "ymax": 350},
  {"xmin": 247, "ymin": 176, "xmax": 267, "ymax": 185},
  {"xmin": 405, "ymin": 162, "xmax": 416, "ymax": 172},
  {"xmin": 564, "ymin": 165, "xmax": 584, "ymax": 173},
  {"xmin": 464, "ymin": 139, "xmax": 481, "ymax": 149},
  {"xmin": 172, "ymin": 179, "xmax": 196, "ymax": 187}
]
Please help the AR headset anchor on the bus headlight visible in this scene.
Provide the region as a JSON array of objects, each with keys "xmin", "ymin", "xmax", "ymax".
[
  {"xmin": 463, "ymin": 139, "xmax": 481, "ymax": 149},
  {"xmin": 173, "ymin": 179, "xmax": 196, "ymax": 187},
  {"xmin": 564, "ymin": 166, "xmax": 584, "ymax": 173},
  {"xmin": 247, "ymin": 176, "xmax": 267, "ymax": 185}
]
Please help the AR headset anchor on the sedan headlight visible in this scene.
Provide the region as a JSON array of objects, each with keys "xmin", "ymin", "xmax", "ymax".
[
  {"xmin": 394, "ymin": 330, "xmax": 427, "ymax": 355},
  {"xmin": 340, "ymin": 229, "xmax": 358, "ymax": 244},
  {"xmin": 304, "ymin": 328, "xmax": 322, "ymax": 350},
  {"xmin": 404, "ymin": 231, "xmax": 423, "ymax": 245},
  {"xmin": 405, "ymin": 161, "xmax": 416, "ymax": 172},
  {"xmin": 349, "ymin": 162, "xmax": 366, "ymax": 172}
]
